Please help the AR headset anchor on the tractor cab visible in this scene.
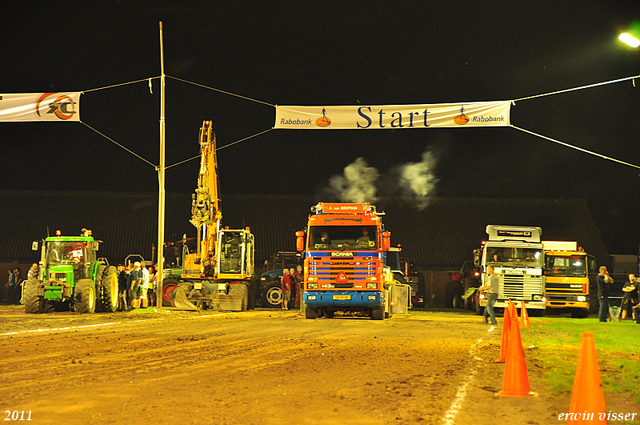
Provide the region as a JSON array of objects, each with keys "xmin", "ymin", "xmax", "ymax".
[{"xmin": 38, "ymin": 237, "xmax": 99, "ymax": 297}]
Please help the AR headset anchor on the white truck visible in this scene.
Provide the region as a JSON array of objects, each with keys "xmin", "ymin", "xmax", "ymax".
[{"xmin": 476, "ymin": 225, "xmax": 546, "ymax": 315}]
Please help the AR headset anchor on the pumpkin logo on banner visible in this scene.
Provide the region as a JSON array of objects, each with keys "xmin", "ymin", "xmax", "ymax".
[{"xmin": 35, "ymin": 93, "xmax": 77, "ymax": 121}]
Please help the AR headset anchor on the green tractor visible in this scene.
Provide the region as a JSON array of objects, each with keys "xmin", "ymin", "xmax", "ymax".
[{"xmin": 24, "ymin": 231, "xmax": 119, "ymax": 314}]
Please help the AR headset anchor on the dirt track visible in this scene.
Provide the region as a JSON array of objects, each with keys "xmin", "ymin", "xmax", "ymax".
[{"xmin": 0, "ymin": 307, "xmax": 636, "ymax": 425}]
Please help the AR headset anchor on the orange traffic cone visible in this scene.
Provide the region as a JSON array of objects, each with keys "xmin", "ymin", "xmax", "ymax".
[
  {"xmin": 510, "ymin": 300, "xmax": 518, "ymax": 326},
  {"xmin": 495, "ymin": 300, "xmax": 514, "ymax": 363},
  {"xmin": 495, "ymin": 314, "xmax": 536, "ymax": 397},
  {"xmin": 567, "ymin": 332, "xmax": 606, "ymax": 424},
  {"xmin": 520, "ymin": 301, "xmax": 531, "ymax": 328}
]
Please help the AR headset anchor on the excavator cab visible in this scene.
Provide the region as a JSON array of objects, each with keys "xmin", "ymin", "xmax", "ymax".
[{"xmin": 218, "ymin": 228, "xmax": 255, "ymax": 279}]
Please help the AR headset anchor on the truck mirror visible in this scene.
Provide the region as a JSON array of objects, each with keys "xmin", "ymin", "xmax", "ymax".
[
  {"xmin": 296, "ymin": 231, "xmax": 305, "ymax": 252},
  {"xmin": 382, "ymin": 231, "xmax": 391, "ymax": 251},
  {"xmin": 32, "ymin": 241, "xmax": 38, "ymax": 251},
  {"xmin": 92, "ymin": 241, "xmax": 100, "ymax": 251}
]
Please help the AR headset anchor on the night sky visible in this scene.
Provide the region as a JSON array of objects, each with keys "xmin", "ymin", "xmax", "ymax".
[{"xmin": 2, "ymin": 0, "xmax": 640, "ymax": 254}]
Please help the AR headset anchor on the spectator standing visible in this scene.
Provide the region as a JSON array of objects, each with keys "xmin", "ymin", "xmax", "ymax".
[
  {"xmin": 7, "ymin": 269, "xmax": 15, "ymax": 303},
  {"xmin": 147, "ymin": 265, "xmax": 156, "ymax": 307},
  {"xmin": 621, "ymin": 274, "xmax": 639, "ymax": 320},
  {"xmin": 597, "ymin": 265, "xmax": 614, "ymax": 322},
  {"xmin": 293, "ymin": 265, "xmax": 303, "ymax": 309},
  {"xmin": 117, "ymin": 265, "xmax": 129, "ymax": 311},
  {"xmin": 13, "ymin": 268, "xmax": 23, "ymax": 304},
  {"xmin": 281, "ymin": 268, "xmax": 291, "ymax": 310},
  {"xmin": 140, "ymin": 262, "xmax": 150, "ymax": 308},
  {"xmin": 128, "ymin": 262, "xmax": 141, "ymax": 309}
]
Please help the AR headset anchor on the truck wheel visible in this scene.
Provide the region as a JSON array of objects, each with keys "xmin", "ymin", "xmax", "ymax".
[
  {"xmin": 305, "ymin": 306, "xmax": 317, "ymax": 319},
  {"xmin": 97, "ymin": 265, "xmax": 119, "ymax": 312},
  {"xmin": 261, "ymin": 282, "xmax": 283, "ymax": 308},
  {"xmin": 74, "ymin": 279, "xmax": 96, "ymax": 313},
  {"xmin": 324, "ymin": 309, "xmax": 335, "ymax": 318},
  {"xmin": 452, "ymin": 294, "xmax": 463, "ymax": 309},
  {"xmin": 24, "ymin": 279, "xmax": 44, "ymax": 314},
  {"xmin": 162, "ymin": 279, "xmax": 179, "ymax": 307},
  {"xmin": 371, "ymin": 308, "xmax": 384, "ymax": 320}
]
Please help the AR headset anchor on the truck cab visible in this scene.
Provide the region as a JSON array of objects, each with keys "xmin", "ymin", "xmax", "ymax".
[{"xmin": 478, "ymin": 225, "xmax": 546, "ymax": 315}]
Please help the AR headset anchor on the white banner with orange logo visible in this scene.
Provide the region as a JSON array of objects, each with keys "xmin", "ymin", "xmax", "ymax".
[
  {"xmin": 275, "ymin": 101, "xmax": 511, "ymax": 129},
  {"xmin": 0, "ymin": 93, "xmax": 81, "ymax": 122}
]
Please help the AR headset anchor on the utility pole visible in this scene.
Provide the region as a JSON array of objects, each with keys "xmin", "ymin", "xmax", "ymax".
[{"xmin": 156, "ymin": 21, "xmax": 166, "ymax": 308}]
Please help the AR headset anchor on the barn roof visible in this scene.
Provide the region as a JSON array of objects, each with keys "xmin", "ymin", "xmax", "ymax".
[{"xmin": 0, "ymin": 191, "xmax": 611, "ymax": 270}]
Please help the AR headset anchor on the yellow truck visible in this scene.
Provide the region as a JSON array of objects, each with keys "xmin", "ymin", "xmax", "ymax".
[{"xmin": 542, "ymin": 241, "xmax": 594, "ymax": 318}]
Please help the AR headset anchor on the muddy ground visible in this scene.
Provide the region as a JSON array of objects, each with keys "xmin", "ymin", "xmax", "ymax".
[{"xmin": 0, "ymin": 306, "xmax": 638, "ymax": 425}]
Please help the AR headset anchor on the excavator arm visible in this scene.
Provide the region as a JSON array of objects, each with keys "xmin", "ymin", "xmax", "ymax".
[{"xmin": 184, "ymin": 120, "xmax": 222, "ymax": 278}]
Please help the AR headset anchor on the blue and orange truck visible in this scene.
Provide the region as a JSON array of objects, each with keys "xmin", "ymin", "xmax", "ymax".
[{"xmin": 296, "ymin": 202, "xmax": 405, "ymax": 320}]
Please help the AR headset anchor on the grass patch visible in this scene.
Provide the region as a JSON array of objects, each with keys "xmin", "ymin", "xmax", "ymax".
[{"xmin": 521, "ymin": 317, "xmax": 640, "ymax": 404}]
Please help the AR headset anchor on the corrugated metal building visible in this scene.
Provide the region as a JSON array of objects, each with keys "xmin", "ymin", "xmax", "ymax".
[{"xmin": 0, "ymin": 191, "xmax": 611, "ymax": 270}]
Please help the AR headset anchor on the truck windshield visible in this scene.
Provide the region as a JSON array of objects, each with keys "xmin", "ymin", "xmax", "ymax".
[
  {"xmin": 544, "ymin": 255, "xmax": 587, "ymax": 277},
  {"xmin": 46, "ymin": 241, "xmax": 85, "ymax": 265},
  {"xmin": 308, "ymin": 226, "xmax": 377, "ymax": 251},
  {"xmin": 485, "ymin": 246, "xmax": 542, "ymax": 267}
]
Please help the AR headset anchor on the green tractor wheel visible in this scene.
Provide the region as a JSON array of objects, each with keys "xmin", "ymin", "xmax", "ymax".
[
  {"xmin": 24, "ymin": 279, "xmax": 44, "ymax": 314},
  {"xmin": 74, "ymin": 279, "xmax": 96, "ymax": 313},
  {"xmin": 97, "ymin": 265, "xmax": 119, "ymax": 312}
]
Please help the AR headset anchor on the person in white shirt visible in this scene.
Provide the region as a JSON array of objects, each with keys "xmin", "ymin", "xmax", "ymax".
[{"xmin": 140, "ymin": 262, "xmax": 150, "ymax": 308}]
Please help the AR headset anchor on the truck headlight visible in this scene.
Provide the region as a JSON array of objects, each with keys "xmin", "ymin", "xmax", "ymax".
[
  {"xmin": 307, "ymin": 283, "xmax": 318, "ymax": 289},
  {"xmin": 368, "ymin": 295, "xmax": 376, "ymax": 301},
  {"xmin": 577, "ymin": 296, "xmax": 587, "ymax": 302},
  {"xmin": 533, "ymin": 295, "xmax": 542, "ymax": 301},
  {"xmin": 366, "ymin": 283, "xmax": 377, "ymax": 289},
  {"xmin": 307, "ymin": 295, "xmax": 316, "ymax": 300}
]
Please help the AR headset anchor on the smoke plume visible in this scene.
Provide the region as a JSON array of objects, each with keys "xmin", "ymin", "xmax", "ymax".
[
  {"xmin": 327, "ymin": 157, "xmax": 379, "ymax": 203},
  {"xmin": 322, "ymin": 146, "xmax": 440, "ymax": 209}
]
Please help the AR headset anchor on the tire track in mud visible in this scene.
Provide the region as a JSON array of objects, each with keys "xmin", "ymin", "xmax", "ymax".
[{"xmin": 1, "ymin": 310, "xmax": 495, "ymax": 425}]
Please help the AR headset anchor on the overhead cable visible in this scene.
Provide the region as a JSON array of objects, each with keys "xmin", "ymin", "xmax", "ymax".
[
  {"xmin": 80, "ymin": 121, "xmax": 157, "ymax": 168},
  {"xmin": 166, "ymin": 128, "xmax": 274, "ymax": 170},
  {"xmin": 511, "ymin": 125, "xmax": 640, "ymax": 170},
  {"xmin": 81, "ymin": 76, "xmax": 160, "ymax": 94},
  {"xmin": 167, "ymin": 75, "xmax": 275, "ymax": 107},
  {"xmin": 514, "ymin": 74, "xmax": 640, "ymax": 102}
]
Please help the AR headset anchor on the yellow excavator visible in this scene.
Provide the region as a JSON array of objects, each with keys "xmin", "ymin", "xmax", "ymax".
[{"xmin": 167, "ymin": 120, "xmax": 255, "ymax": 310}]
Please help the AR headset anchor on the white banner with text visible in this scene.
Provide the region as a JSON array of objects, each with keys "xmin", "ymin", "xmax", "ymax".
[
  {"xmin": 275, "ymin": 101, "xmax": 511, "ymax": 129},
  {"xmin": 0, "ymin": 93, "xmax": 81, "ymax": 122}
]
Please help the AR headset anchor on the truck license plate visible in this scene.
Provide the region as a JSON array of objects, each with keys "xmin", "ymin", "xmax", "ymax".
[{"xmin": 333, "ymin": 295, "xmax": 351, "ymax": 300}]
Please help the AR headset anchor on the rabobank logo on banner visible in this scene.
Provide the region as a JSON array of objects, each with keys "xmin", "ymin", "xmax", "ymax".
[
  {"xmin": 316, "ymin": 107, "xmax": 331, "ymax": 127},
  {"xmin": 274, "ymin": 101, "xmax": 511, "ymax": 130},
  {"xmin": 277, "ymin": 107, "xmax": 331, "ymax": 128}
]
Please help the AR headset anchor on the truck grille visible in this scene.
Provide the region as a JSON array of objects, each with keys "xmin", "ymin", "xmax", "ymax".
[
  {"xmin": 308, "ymin": 259, "xmax": 381, "ymax": 288},
  {"xmin": 545, "ymin": 282, "xmax": 586, "ymax": 296},
  {"xmin": 500, "ymin": 274, "xmax": 544, "ymax": 300}
]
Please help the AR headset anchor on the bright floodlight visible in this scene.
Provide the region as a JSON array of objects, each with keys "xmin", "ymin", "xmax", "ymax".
[{"xmin": 619, "ymin": 32, "xmax": 640, "ymax": 48}]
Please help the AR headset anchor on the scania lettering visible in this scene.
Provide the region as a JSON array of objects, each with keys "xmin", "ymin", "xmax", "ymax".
[
  {"xmin": 476, "ymin": 225, "xmax": 546, "ymax": 315},
  {"xmin": 296, "ymin": 202, "xmax": 406, "ymax": 320}
]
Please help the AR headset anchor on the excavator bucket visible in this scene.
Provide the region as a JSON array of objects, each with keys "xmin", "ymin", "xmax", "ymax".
[{"xmin": 172, "ymin": 287, "xmax": 199, "ymax": 311}]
